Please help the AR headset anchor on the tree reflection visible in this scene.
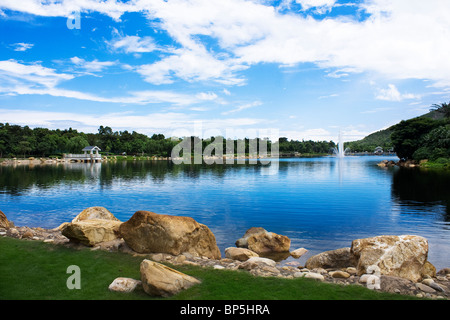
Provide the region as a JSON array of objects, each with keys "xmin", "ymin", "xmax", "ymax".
[{"xmin": 391, "ymin": 167, "xmax": 450, "ymax": 220}]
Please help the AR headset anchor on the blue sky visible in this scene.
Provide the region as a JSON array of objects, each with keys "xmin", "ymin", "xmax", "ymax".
[{"xmin": 1, "ymin": 0, "xmax": 450, "ymax": 142}]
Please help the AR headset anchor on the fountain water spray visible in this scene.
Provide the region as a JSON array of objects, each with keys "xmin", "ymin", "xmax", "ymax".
[{"xmin": 334, "ymin": 131, "xmax": 348, "ymax": 158}]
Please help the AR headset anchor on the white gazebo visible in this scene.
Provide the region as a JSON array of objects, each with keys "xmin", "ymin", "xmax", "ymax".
[{"xmin": 64, "ymin": 146, "xmax": 102, "ymax": 163}]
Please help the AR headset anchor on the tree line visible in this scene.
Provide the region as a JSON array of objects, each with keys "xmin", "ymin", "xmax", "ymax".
[
  {"xmin": 390, "ymin": 102, "xmax": 450, "ymax": 161},
  {"xmin": 0, "ymin": 123, "xmax": 336, "ymax": 158}
]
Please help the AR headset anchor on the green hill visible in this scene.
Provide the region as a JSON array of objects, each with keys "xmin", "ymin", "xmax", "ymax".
[{"xmin": 345, "ymin": 109, "xmax": 445, "ymax": 153}]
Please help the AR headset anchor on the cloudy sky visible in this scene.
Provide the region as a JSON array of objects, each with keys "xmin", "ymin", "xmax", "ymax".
[{"xmin": 1, "ymin": 0, "xmax": 450, "ymax": 141}]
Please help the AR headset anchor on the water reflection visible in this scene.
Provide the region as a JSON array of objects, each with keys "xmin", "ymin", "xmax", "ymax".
[
  {"xmin": 1, "ymin": 157, "xmax": 449, "ymax": 269},
  {"xmin": 392, "ymin": 167, "xmax": 450, "ymax": 219}
]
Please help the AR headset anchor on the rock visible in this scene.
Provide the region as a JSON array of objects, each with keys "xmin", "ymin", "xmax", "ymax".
[
  {"xmin": 329, "ymin": 271, "xmax": 351, "ymax": 279},
  {"xmin": 290, "ymin": 248, "xmax": 308, "ymax": 259},
  {"xmin": 247, "ymin": 232, "xmax": 290, "ymax": 255},
  {"xmin": 6, "ymin": 228, "xmax": 20, "ymax": 238},
  {"xmin": 437, "ymin": 268, "xmax": 450, "ymax": 276},
  {"xmin": 379, "ymin": 276, "xmax": 414, "ymax": 295},
  {"xmin": 305, "ymin": 247, "xmax": 357, "ymax": 269},
  {"xmin": 93, "ymin": 239, "xmax": 133, "ymax": 253},
  {"xmin": 0, "ymin": 210, "xmax": 13, "ymax": 229},
  {"xmin": 422, "ymin": 279, "xmax": 445, "ymax": 292},
  {"xmin": 236, "ymin": 227, "xmax": 290, "ymax": 255},
  {"xmin": 119, "ymin": 210, "xmax": 221, "ymax": 260},
  {"xmin": 108, "ymin": 277, "xmax": 142, "ymax": 293},
  {"xmin": 21, "ymin": 228, "xmax": 34, "ymax": 239},
  {"xmin": 140, "ymin": 259, "xmax": 200, "ymax": 297},
  {"xmin": 225, "ymin": 247, "xmax": 259, "ymax": 261},
  {"xmin": 421, "ymin": 261, "xmax": 436, "ymax": 278},
  {"xmin": 238, "ymin": 257, "xmax": 277, "ymax": 271},
  {"xmin": 235, "ymin": 227, "xmax": 266, "ymax": 248},
  {"xmin": 351, "ymin": 235, "xmax": 429, "ymax": 282},
  {"xmin": 415, "ymin": 282, "xmax": 436, "ymax": 294},
  {"xmin": 304, "ymin": 272, "xmax": 325, "ymax": 281},
  {"xmin": 346, "ymin": 267, "xmax": 357, "ymax": 275},
  {"xmin": 60, "ymin": 219, "xmax": 122, "ymax": 246},
  {"xmin": 72, "ymin": 206, "xmax": 120, "ymax": 223}
]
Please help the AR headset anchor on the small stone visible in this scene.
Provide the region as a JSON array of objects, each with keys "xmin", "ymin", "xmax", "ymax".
[
  {"xmin": 329, "ymin": 271, "xmax": 350, "ymax": 279},
  {"xmin": 428, "ymin": 282, "xmax": 445, "ymax": 292},
  {"xmin": 225, "ymin": 247, "xmax": 259, "ymax": 261},
  {"xmin": 151, "ymin": 253, "xmax": 165, "ymax": 262},
  {"xmin": 6, "ymin": 228, "xmax": 20, "ymax": 238},
  {"xmin": 290, "ymin": 248, "xmax": 308, "ymax": 259},
  {"xmin": 312, "ymin": 268, "xmax": 328, "ymax": 275},
  {"xmin": 108, "ymin": 277, "xmax": 142, "ymax": 293},
  {"xmin": 173, "ymin": 255, "xmax": 186, "ymax": 264},
  {"xmin": 213, "ymin": 265, "xmax": 225, "ymax": 270},
  {"xmin": 415, "ymin": 283, "xmax": 436, "ymax": 294},
  {"xmin": 346, "ymin": 267, "xmax": 357, "ymax": 275},
  {"xmin": 304, "ymin": 272, "xmax": 325, "ymax": 281},
  {"xmin": 21, "ymin": 230, "xmax": 34, "ymax": 239}
]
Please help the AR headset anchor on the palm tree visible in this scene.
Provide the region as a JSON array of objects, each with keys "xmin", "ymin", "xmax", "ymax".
[{"xmin": 431, "ymin": 102, "xmax": 450, "ymax": 119}]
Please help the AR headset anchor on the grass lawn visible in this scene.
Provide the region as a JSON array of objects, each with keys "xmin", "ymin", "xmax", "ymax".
[{"xmin": 0, "ymin": 236, "xmax": 421, "ymax": 301}]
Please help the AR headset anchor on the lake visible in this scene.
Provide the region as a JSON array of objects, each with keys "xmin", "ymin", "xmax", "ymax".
[{"xmin": 1, "ymin": 156, "xmax": 449, "ymax": 270}]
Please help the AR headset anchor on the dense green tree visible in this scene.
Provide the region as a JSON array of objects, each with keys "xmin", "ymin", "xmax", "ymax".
[{"xmin": 391, "ymin": 117, "xmax": 442, "ymax": 160}]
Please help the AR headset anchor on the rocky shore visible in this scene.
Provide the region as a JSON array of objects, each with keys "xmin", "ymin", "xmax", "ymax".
[
  {"xmin": 377, "ymin": 159, "xmax": 428, "ymax": 168},
  {"xmin": 1, "ymin": 207, "xmax": 449, "ymax": 299}
]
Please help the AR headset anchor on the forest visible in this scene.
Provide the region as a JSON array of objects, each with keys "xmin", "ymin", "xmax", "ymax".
[{"xmin": 0, "ymin": 124, "xmax": 336, "ymax": 158}]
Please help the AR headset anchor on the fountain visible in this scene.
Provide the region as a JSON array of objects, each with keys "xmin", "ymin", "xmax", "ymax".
[{"xmin": 333, "ymin": 131, "xmax": 349, "ymax": 158}]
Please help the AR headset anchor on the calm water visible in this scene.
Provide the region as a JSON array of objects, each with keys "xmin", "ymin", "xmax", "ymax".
[{"xmin": 1, "ymin": 156, "xmax": 449, "ymax": 269}]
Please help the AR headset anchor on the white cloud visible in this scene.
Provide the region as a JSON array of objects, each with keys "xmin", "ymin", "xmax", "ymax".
[
  {"xmin": 221, "ymin": 100, "xmax": 263, "ymax": 115},
  {"xmin": 136, "ymin": 45, "xmax": 247, "ymax": 85},
  {"xmin": 195, "ymin": 92, "xmax": 218, "ymax": 101},
  {"xmin": 11, "ymin": 42, "xmax": 34, "ymax": 51},
  {"xmin": 70, "ymin": 57, "xmax": 116, "ymax": 73},
  {"xmin": 108, "ymin": 34, "xmax": 158, "ymax": 53},
  {"xmin": 296, "ymin": 0, "xmax": 337, "ymax": 14},
  {"xmin": 2, "ymin": 0, "xmax": 450, "ymax": 90},
  {"xmin": 0, "ymin": 59, "xmax": 221, "ymax": 106},
  {"xmin": 0, "ymin": 59, "xmax": 74, "ymax": 88},
  {"xmin": 376, "ymin": 84, "xmax": 421, "ymax": 102}
]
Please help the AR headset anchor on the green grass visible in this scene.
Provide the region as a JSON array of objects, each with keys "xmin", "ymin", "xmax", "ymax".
[
  {"xmin": 421, "ymin": 158, "xmax": 450, "ymax": 169},
  {"xmin": 0, "ymin": 237, "xmax": 421, "ymax": 300}
]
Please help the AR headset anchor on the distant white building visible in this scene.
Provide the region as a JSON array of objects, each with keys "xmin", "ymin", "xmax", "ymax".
[
  {"xmin": 64, "ymin": 146, "xmax": 102, "ymax": 163},
  {"xmin": 374, "ymin": 146, "xmax": 384, "ymax": 154}
]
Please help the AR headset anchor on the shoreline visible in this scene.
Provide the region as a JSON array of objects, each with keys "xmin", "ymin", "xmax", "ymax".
[
  {"xmin": 1, "ymin": 207, "xmax": 449, "ymax": 300},
  {"xmin": 1, "ymin": 224, "xmax": 449, "ymax": 300},
  {"xmin": 1, "ymin": 153, "xmax": 398, "ymax": 167}
]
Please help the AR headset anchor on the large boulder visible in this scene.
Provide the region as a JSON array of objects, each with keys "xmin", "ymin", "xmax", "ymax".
[
  {"xmin": 140, "ymin": 259, "xmax": 200, "ymax": 297},
  {"xmin": 71, "ymin": 206, "xmax": 120, "ymax": 222},
  {"xmin": 61, "ymin": 219, "xmax": 122, "ymax": 246},
  {"xmin": 351, "ymin": 235, "xmax": 430, "ymax": 282},
  {"xmin": 235, "ymin": 227, "xmax": 290, "ymax": 255},
  {"xmin": 61, "ymin": 207, "xmax": 122, "ymax": 246},
  {"xmin": 118, "ymin": 210, "xmax": 221, "ymax": 259},
  {"xmin": 0, "ymin": 210, "xmax": 13, "ymax": 229},
  {"xmin": 305, "ymin": 247, "xmax": 357, "ymax": 269}
]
